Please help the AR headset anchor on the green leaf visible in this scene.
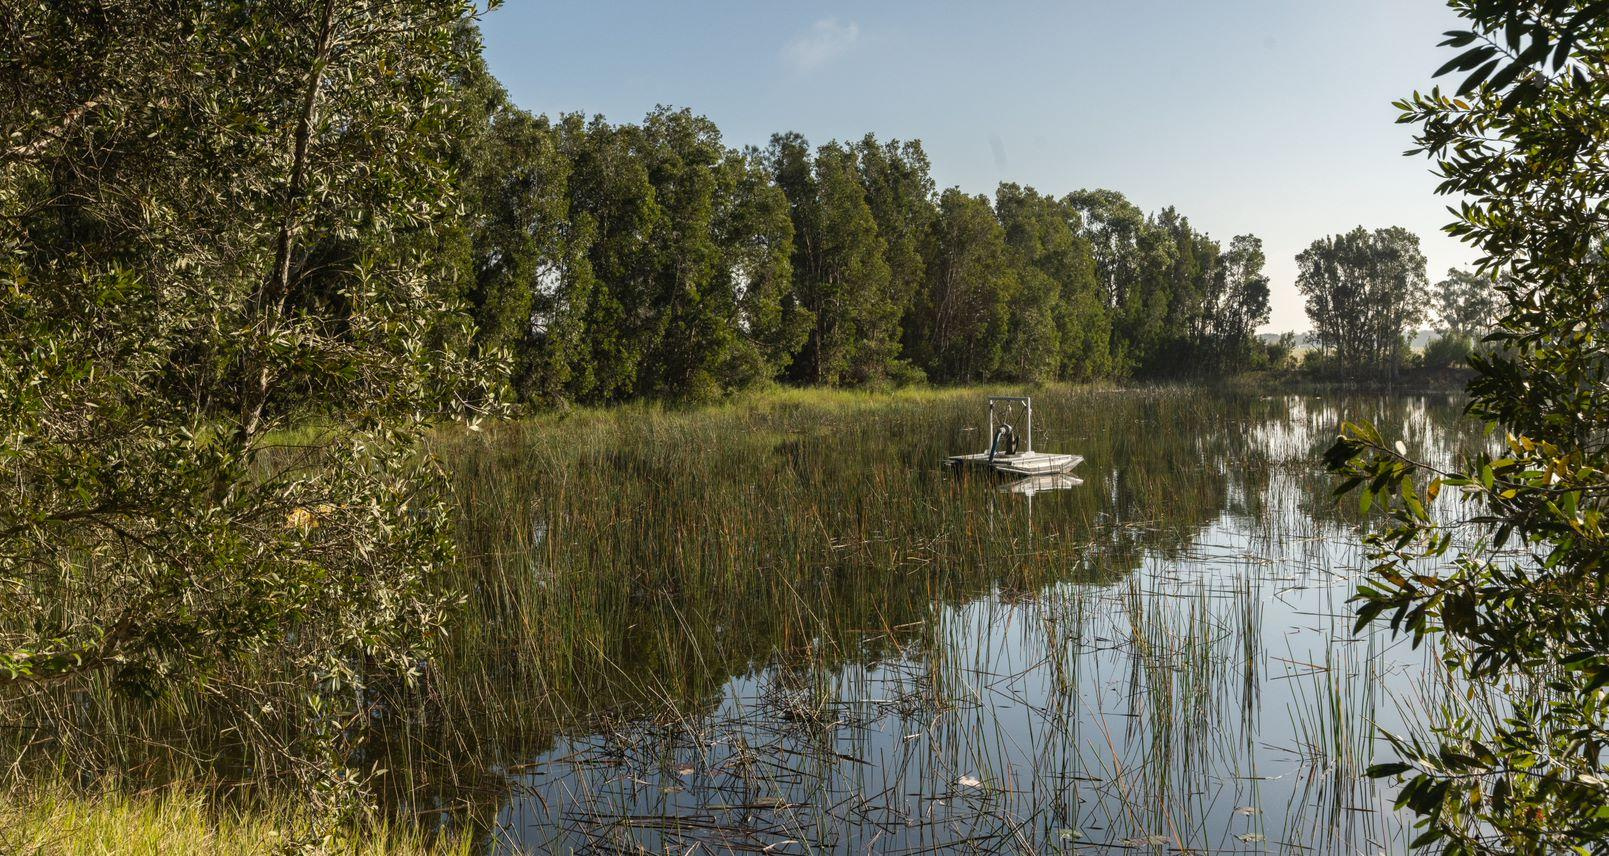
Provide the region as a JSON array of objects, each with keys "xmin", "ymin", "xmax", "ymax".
[{"xmin": 1458, "ymin": 59, "xmax": 1502, "ymax": 96}]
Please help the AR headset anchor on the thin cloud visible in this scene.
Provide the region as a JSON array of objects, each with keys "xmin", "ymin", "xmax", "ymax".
[{"xmin": 782, "ymin": 18, "xmax": 860, "ymax": 72}]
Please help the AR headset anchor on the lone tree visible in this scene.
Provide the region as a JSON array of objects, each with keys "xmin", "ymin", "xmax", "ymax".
[
  {"xmin": 1296, "ymin": 226, "xmax": 1429, "ymax": 377},
  {"xmin": 1326, "ymin": 0, "xmax": 1609, "ymax": 849}
]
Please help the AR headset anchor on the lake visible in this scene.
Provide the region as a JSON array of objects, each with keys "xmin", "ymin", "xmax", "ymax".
[{"xmin": 415, "ymin": 386, "xmax": 1478, "ymax": 854}]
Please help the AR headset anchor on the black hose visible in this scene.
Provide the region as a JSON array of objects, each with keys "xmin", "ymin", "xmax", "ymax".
[{"xmin": 988, "ymin": 424, "xmax": 1016, "ymax": 461}]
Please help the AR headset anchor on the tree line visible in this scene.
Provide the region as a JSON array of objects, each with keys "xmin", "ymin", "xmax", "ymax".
[
  {"xmin": 449, "ymin": 69, "xmax": 1274, "ymax": 404},
  {"xmin": 455, "ymin": 49, "xmax": 1506, "ymax": 396}
]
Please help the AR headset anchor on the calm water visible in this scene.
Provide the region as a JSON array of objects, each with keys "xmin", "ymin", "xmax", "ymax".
[{"xmin": 431, "ymin": 388, "xmax": 1478, "ymax": 854}]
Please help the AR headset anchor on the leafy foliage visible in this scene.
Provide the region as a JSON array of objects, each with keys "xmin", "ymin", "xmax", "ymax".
[
  {"xmin": 1422, "ymin": 332, "xmax": 1475, "ymax": 369},
  {"xmin": 0, "ymin": 0, "xmax": 498, "ymax": 812},
  {"xmin": 1326, "ymin": 0, "xmax": 1609, "ymax": 850},
  {"xmin": 906, "ymin": 189, "xmax": 1016, "ymax": 382},
  {"xmin": 1200, "ymin": 235, "xmax": 1273, "ymax": 372},
  {"xmin": 993, "ymin": 183, "xmax": 1109, "ymax": 382},
  {"xmin": 771, "ymin": 137, "xmax": 900, "ymax": 386}
]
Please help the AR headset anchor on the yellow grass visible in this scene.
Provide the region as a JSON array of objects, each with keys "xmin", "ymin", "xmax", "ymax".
[{"xmin": 0, "ymin": 782, "xmax": 471, "ymax": 856}]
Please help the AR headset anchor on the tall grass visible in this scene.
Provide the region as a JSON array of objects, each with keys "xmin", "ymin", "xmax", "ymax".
[
  {"xmin": 0, "ymin": 779, "xmax": 472, "ymax": 856},
  {"xmin": 0, "ymin": 384, "xmax": 1495, "ymax": 853}
]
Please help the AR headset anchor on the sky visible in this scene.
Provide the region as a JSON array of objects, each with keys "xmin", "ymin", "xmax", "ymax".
[{"xmin": 480, "ymin": 1, "xmax": 1477, "ymax": 333}]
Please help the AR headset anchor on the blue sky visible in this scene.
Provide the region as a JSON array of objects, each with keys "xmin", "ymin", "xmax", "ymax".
[{"xmin": 481, "ymin": 1, "xmax": 1475, "ymax": 333}]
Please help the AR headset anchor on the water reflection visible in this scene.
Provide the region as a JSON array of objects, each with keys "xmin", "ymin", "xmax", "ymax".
[
  {"xmin": 999, "ymin": 473, "xmax": 1085, "ymax": 497},
  {"xmin": 432, "ymin": 390, "xmax": 1482, "ymax": 853}
]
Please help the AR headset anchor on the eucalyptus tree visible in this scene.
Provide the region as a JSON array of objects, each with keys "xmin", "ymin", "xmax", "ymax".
[
  {"xmin": 767, "ymin": 135, "xmax": 898, "ymax": 386},
  {"xmin": 1325, "ymin": 0, "xmax": 1609, "ymax": 847},
  {"xmin": 0, "ymin": 0, "xmax": 499, "ymax": 804},
  {"xmin": 993, "ymin": 183, "xmax": 1110, "ymax": 381},
  {"xmin": 631, "ymin": 107, "xmax": 739, "ymax": 401},
  {"xmin": 1065, "ymin": 188, "xmax": 1146, "ymax": 314},
  {"xmin": 560, "ymin": 115, "xmax": 665, "ymax": 401},
  {"xmin": 1152, "ymin": 207, "xmax": 1219, "ymax": 372},
  {"xmin": 1296, "ymin": 226, "xmax": 1430, "ymax": 376},
  {"xmin": 632, "ymin": 109, "xmax": 813, "ymax": 400},
  {"xmin": 462, "ymin": 107, "xmax": 592, "ymax": 403},
  {"xmin": 850, "ymin": 135, "xmax": 938, "ymax": 363},
  {"xmin": 1065, "ymin": 189, "xmax": 1176, "ymax": 373},
  {"xmin": 713, "ymin": 147, "xmax": 811, "ymax": 387},
  {"xmin": 1199, "ymin": 235, "xmax": 1272, "ymax": 371},
  {"xmin": 1433, "ymin": 266, "xmax": 1502, "ymax": 338},
  {"xmin": 1056, "ymin": 280, "xmax": 1119, "ymax": 380},
  {"xmin": 766, "ymin": 132, "xmax": 824, "ymax": 383},
  {"xmin": 909, "ymin": 189, "xmax": 1016, "ymax": 382},
  {"xmin": 993, "ymin": 183, "xmax": 1065, "ymax": 383},
  {"xmin": 1424, "ymin": 266, "xmax": 1501, "ymax": 368}
]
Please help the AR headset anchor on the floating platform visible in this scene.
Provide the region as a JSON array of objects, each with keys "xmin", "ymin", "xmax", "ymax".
[
  {"xmin": 947, "ymin": 395, "xmax": 1084, "ymax": 479},
  {"xmin": 948, "ymin": 451, "xmax": 1085, "ymax": 477}
]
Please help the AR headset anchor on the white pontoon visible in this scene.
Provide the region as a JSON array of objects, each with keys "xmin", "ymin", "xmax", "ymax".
[{"xmin": 947, "ymin": 396, "xmax": 1083, "ymax": 477}]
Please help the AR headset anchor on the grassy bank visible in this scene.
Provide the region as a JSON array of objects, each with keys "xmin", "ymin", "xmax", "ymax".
[
  {"xmin": 501, "ymin": 380, "xmax": 1069, "ymax": 425},
  {"xmin": 476, "ymin": 371, "xmax": 1466, "ymax": 431},
  {"xmin": 1224, "ymin": 365, "xmax": 1474, "ymax": 395},
  {"xmin": 0, "ymin": 781, "xmax": 472, "ymax": 856}
]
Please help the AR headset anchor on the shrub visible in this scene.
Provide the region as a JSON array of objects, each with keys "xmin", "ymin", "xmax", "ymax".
[{"xmin": 1422, "ymin": 333, "xmax": 1473, "ymax": 369}]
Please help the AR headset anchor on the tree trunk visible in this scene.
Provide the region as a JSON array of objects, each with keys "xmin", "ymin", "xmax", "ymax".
[{"xmin": 241, "ymin": 0, "xmax": 339, "ymax": 440}]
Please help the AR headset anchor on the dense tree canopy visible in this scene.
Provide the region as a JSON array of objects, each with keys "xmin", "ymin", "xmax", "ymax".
[
  {"xmin": 777, "ymin": 138, "xmax": 900, "ymax": 386},
  {"xmin": 993, "ymin": 183, "xmax": 1109, "ymax": 382},
  {"xmin": 454, "ymin": 97, "xmax": 1276, "ymax": 401},
  {"xmin": 908, "ymin": 189, "xmax": 1015, "ymax": 383}
]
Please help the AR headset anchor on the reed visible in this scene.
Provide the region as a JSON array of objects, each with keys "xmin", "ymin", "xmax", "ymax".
[{"xmin": 0, "ymin": 385, "xmax": 1500, "ymax": 853}]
